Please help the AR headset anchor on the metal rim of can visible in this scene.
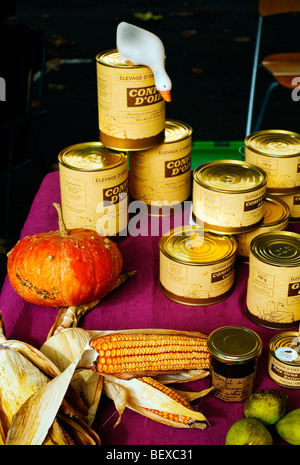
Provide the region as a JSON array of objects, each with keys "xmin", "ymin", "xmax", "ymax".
[
  {"xmin": 163, "ymin": 119, "xmax": 193, "ymax": 144},
  {"xmin": 96, "ymin": 48, "xmax": 144, "ymax": 68},
  {"xmin": 207, "ymin": 325, "xmax": 262, "ymax": 365},
  {"xmin": 193, "ymin": 159, "xmax": 267, "ymax": 194},
  {"xmin": 159, "ymin": 225, "xmax": 237, "ymax": 266},
  {"xmin": 269, "ymin": 332, "xmax": 300, "ymax": 367},
  {"xmin": 250, "ymin": 230, "xmax": 300, "ymax": 267},
  {"xmin": 262, "ymin": 195, "xmax": 290, "ymax": 227},
  {"xmin": 58, "ymin": 141, "xmax": 127, "ymax": 172},
  {"xmin": 245, "ymin": 129, "xmax": 300, "ymax": 158}
]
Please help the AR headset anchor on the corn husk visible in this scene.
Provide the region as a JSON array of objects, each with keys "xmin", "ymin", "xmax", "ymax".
[
  {"xmin": 0, "ymin": 314, "xmax": 100, "ymax": 445},
  {"xmin": 40, "ymin": 328, "xmax": 103, "ymax": 425},
  {"xmin": 41, "ymin": 327, "xmax": 212, "ymax": 431},
  {"xmin": 103, "ymin": 375, "xmax": 213, "ymax": 429}
]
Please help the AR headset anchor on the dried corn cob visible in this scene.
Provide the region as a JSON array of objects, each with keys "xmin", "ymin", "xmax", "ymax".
[
  {"xmin": 138, "ymin": 377, "xmax": 194, "ymax": 425},
  {"xmin": 90, "ymin": 331, "xmax": 210, "ymax": 379},
  {"xmin": 103, "ymin": 374, "xmax": 211, "ymax": 429}
]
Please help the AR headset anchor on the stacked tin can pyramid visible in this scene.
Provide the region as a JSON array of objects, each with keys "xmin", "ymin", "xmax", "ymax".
[{"xmin": 58, "ymin": 44, "xmax": 300, "ymax": 332}]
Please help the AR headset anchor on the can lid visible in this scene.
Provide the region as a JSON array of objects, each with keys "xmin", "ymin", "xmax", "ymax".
[
  {"xmin": 245, "ymin": 129, "xmax": 300, "ymax": 157},
  {"xmin": 207, "ymin": 326, "xmax": 262, "ymax": 364},
  {"xmin": 269, "ymin": 332, "xmax": 300, "ymax": 366},
  {"xmin": 263, "ymin": 196, "xmax": 290, "ymax": 227},
  {"xmin": 250, "ymin": 231, "xmax": 300, "ymax": 267},
  {"xmin": 159, "ymin": 226, "xmax": 236, "ymax": 265},
  {"xmin": 164, "ymin": 120, "xmax": 192, "ymax": 143},
  {"xmin": 58, "ymin": 142, "xmax": 127, "ymax": 171},
  {"xmin": 193, "ymin": 160, "xmax": 267, "ymax": 193},
  {"xmin": 96, "ymin": 48, "xmax": 142, "ymax": 68}
]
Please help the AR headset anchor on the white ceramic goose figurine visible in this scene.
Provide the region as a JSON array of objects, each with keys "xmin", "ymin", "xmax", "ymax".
[{"xmin": 116, "ymin": 21, "xmax": 172, "ymax": 102}]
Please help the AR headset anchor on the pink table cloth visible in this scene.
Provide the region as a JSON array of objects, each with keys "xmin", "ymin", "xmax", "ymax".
[{"xmin": 0, "ymin": 170, "xmax": 299, "ymax": 446}]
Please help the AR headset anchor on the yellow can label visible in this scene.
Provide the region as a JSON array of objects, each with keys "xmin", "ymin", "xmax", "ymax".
[
  {"xmin": 129, "ymin": 120, "xmax": 192, "ymax": 205},
  {"xmin": 245, "ymin": 130, "xmax": 300, "ymax": 193},
  {"xmin": 235, "ymin": 197, "xmax": 290, "ymax": 258},
  {"xmin": 159, "ymin": 227, "xmax": 236, "ymax": 305},
  {"xmin": 281, "ymin": 193, "xmax": 300, "ymax": 220},
  {"xmin": 59, "ymin": 143, "xmax": 128, "ymax": 237},
  {"xmin": 247, "ymin": 253, "xmax": 300, "ymax": 327},
  {"xmin": 96, "ymin": 50, "xmax": 165, "ymax": 150},
  {"xmin": 268, "ymin": 352, "xmax": 300, "ymax": 388},
  {"xmin": 193, "ymin": 182, "xmax": 266, "ymax": 233}
]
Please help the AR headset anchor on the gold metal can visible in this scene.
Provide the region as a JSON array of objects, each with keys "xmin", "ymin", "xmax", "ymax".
[
  {"xmin": 96, "ymin": 49, "xmax": 165, "ymax": 151},
  {"xmin": 129, "ymin": 119, "xmax": 192, "ymax": 214},
  {"xmin": 280, "ymin": 191, "xmax": 300, "ymax": 222},
  {"xmin": 192, "ymin": 160, "xmax": 267, "ymax": 234},
  {"xmin": 207, "ymin": 326, "xmax": 262, "ymax": 402},
  {"xmin": 246, "ymin": 231, "xmax": 300, "ymax": 329},
  {"xmin": 159, "ymin": 226, "xmax": 237, "ymax": 305},
  {"xmin": 244, "ymin": 129, "xmax": 300, "ymax": 194},
  {"xmin": 58, "ymin": 142, "xmax": 128, "ymax": 239},
  {"xmin": 235, "ymin": 196, "xmax": 290, "ymax": 260},
  {"xmin": 268, "ymin": 332, "xmax": 300, "ymax": 389}
]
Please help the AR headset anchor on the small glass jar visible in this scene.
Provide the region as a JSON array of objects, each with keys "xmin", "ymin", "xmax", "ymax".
[{"xmin": 207, "ymin": 326, "xmax": 262, "ymax": 402}]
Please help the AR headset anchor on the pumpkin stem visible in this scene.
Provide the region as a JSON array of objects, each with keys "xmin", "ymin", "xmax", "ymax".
[{"xmin": 53, "ymin": 203, "xmax": 69, "ymax": 237}]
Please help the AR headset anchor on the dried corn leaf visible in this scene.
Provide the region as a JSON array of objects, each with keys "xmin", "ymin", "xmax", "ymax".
[
  {"xmin": 41, "ymin": 328, "xmax": 103, "ymax": 425},
  {"xmin": 103, "ymin": 375, "xmax": 209, "ymax": 429},
  {"xmin": 6, "ymin": 350, "xmax": 85, "ymax": 444},
  {"xmin": 0, "ymin": 313, "xmax": 99, "ymax": 444},
  {"xmin": 155, "ymin": 369, "xmax": 209, "ymax": 384}
]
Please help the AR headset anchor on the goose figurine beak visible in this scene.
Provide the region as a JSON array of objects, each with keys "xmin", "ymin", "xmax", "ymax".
[
  {"xmin": 158, "ymin": 90, "xmax": 172, "ymax": 103},
  {"xmin": 116, "ymin": 21, "xmax": 172, "ymax": 102}
]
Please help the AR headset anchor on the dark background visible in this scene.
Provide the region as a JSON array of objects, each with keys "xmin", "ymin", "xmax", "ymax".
[{"xmin": 1, "ymin": 0, "xmax": 300, "ymax": 286}]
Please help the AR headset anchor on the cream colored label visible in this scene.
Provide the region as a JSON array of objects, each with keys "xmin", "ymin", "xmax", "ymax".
[
  {"xmin": 245, "ymin": 148, "xmax": 300, "ymax": 190},
  {"xmin": 211, "ymin": 367, "xmax": 256, "ymax": 402},
  {"xmin": 281, "ymin": 193, "xmax": 300, "ymax": 218},
  {"xmin": 59, "ymin": 162, "xmax": 128, "ymax": 236},
  {"xmin": 235, "ymin": 220, "xmax": 289, "ymax": 258},
  {"xmin": 192, "ymin": 182, "xmax": 266, "ymax": 229},
  {"xmin": 160, "ymin": 252, "xmax": 235, "ymax": 301},
  {"xmin": 268, "ymin": 353, "xmax": 300, "ymax": 387},
  {"xmin": 96, "ymin": 55, "xmax": 165, "ymax": 140},
  {"xmin": 129, "ymin": 138, "xmax": 191, "ymax": 204},
  {"xmin": 247, "ymin": 255, "xmax": 300, "ymax": 325}
]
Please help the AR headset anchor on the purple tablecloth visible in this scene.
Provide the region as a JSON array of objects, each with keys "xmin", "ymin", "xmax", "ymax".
[{"xmin": 0, "ymin": 171, "xmax": 299, "ymax": 446}]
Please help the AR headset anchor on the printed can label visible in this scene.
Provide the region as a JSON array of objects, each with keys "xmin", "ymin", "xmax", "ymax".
[
  {"xmin": 129, "ymin": 120, "xmax": 192, "ymax": 207},
  {"xmin": 96, "ymin": 49, "xmax": 165, "ymax": 151}
]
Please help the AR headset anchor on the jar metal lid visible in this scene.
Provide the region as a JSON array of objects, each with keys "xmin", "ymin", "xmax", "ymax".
[{"xmin": 207, "ymin": 325, "xmax": 262, "ymax": 364}]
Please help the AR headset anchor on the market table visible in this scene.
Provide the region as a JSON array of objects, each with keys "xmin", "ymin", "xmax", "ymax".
[{"xmin": 0, "ymin": 142, "xmax": 299, "ymax": 447}]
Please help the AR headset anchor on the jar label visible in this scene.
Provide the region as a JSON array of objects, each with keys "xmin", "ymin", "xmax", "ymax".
[{"xmin": 211, "ymin": 367, "xmax": 255, "ymax": 402}]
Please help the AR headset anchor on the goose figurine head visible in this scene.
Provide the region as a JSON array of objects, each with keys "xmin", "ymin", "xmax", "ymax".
[{"xmin": 116, "ymin": 21, "xmax": 172, "ymax": 102}]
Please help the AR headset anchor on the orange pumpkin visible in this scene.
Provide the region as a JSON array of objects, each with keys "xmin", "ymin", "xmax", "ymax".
[{"xmin": 7, "ymin": 203, "xmax": 123, "ymax": 307}]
